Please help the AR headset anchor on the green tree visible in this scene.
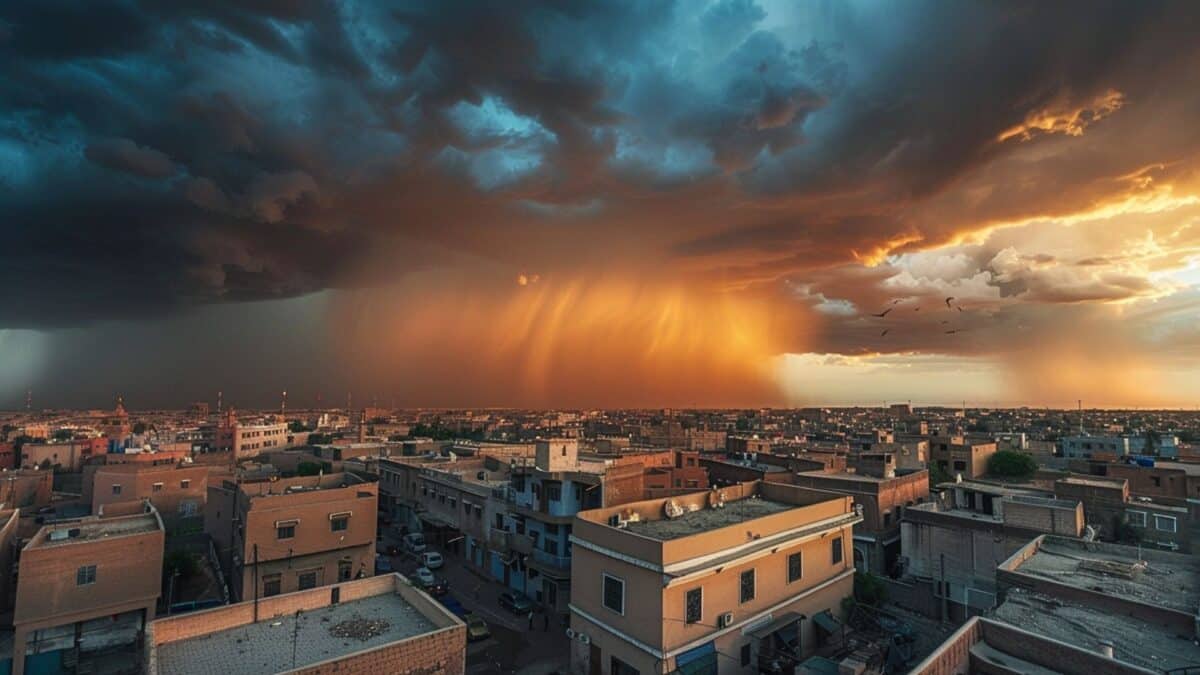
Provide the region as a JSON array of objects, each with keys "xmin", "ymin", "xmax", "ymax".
[
  {"xmin": 987, "ymin": 450, "xmax": 1038, "ymax": 479},
  {"xmin": 1143, "ymin": 430, "xmax": 1163, "ymax": 455},
  {"xmin": 297, "ymin": 461, "xmax": 323, "ymax": 476},
  {"xmin": 928, "ymin": 462, "xmax": 951, "ymax": 489},
  {"xmin": 853, "ymin": 571, "xmax": 888, "ymax": 607},
  {"xmin": 288, "ymin": 420, "xmax": 310, "ymax": 433}
]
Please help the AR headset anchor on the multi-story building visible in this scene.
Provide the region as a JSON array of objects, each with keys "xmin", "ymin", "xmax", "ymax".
[
  {"xmin": 569, "ymin": 480, "xmax": 862, "ymax": 675},
  {"xmin": 18, "ymin": 437, "xmax": 107, "ymax": 472},
  {"xmin": 8, "ymin": 502, "xmax": 165, "ymax": 675},
  {"xmin": 205, "ymin": 473, "xmax": 377, "ymax": 601},
  {"xmin": 790, "ymin": 461, "xmax": 929, "ymax": 576},
  {"xmin": 928, "ymin": 438, "xmax": 996, "ymax": 480},
  {"xmin": 214, "ymin": 410, "xmax": 293, "ymax": 458},
  {"xmin": 146, "ymin": 574, "xmax": 466, "ymax": 675},
  {"xmin": 1060, "ymin": 434, "xmax": 1133, "ymax": 459},
  {"xmin": 899, "ymin": 480, "xmax": 1083, "ymax": 620},
  {"xmin": 89, "ymin": 462, "xmax": 208, "ymax": 532}
]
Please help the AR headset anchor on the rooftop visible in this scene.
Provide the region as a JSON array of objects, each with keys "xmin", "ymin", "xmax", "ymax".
[
  {"xmin": 1012, "ymin": 537, "xmax": 1200, "ymax": 613},
  {"xmin": 154, "ymin": 592, "xmax": 437, "ymax": 675},
  {"xmin": 623, "ymin": 497, "xmax": 794, "ymax": 540},
  {"xmin": 993, "ymin": 588, "xmax": 1200, "ymax": 672},
  {"xmin": 1153, "ymin": 460, "xmax": 1200, "ymax": 476},
  {"xmin": 30, "ymin": 511, "xmax": 161, "ymax": 549}
]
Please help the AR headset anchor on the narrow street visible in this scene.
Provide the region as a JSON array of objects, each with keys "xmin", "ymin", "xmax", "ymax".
[{"xmin": 379, "ymin": 533, "xmax": 570, "ymax": 674}]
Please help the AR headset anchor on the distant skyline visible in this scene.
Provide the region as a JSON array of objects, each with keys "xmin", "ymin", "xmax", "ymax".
[{"xmin": 4, "ymin": 2, "xmax": 1200, "ymax": 409}]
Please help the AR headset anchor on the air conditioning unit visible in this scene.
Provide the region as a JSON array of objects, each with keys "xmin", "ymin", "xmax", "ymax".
[
  {"xmin": 565, "ymin": 628, "xmax": 576, "ymax": 639},
  {"xmin": 717, "ymin": 612, "xmax": 734, "ymax": 628},
  {"xmin": 578, "ymin": 633, "xmax": 591, "ymax": 645}
]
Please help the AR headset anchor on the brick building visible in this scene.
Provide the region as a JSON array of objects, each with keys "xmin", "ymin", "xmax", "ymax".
[
  {"xmin": 9, "ymin": 503, "xmax": 165, "ymax": 675},
  {"xmin": 146, "ymin": 573, "xmax": 466, "ymax": 675}
]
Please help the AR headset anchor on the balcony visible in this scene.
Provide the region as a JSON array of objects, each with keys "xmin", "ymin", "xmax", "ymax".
[
  {"xmin": 487, "ymin": 527, "xmax": 511, "ymax": 550},
  {"xmin": 531, "ymin": 548, "xmax": 571, "ymax": 572},
  {"xmin": 510, "ymin": 533, "xmax": 534, "ymax": 556}
]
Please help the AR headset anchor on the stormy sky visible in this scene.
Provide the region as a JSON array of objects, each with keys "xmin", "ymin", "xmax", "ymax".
[{"xmin": 3, "ymin": 1, "xmax": 1200, "ymax": 409}]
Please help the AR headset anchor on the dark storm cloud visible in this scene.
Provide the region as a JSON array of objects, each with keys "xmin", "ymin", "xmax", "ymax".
[{"xmin": 2, "ymin": 0, "xmax": 1199, "ymax": 333}]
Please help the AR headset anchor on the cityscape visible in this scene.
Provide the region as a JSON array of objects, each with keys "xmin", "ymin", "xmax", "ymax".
[{"xmin": 4, "ymin": 1, "xmax": 1200, "ymax": 675}]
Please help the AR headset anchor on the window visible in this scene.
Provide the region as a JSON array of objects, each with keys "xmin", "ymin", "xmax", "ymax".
[
  {"xmin": 331, "ymin": 516, "xmax": 349, "ymax": 532},
  {"xmin": 602, "ymin": 574, "xmax": 625, "ymax": 615},
  {"xmin": 111, "ymin": 484, "xmax": 122, "ymax": 495},
  {"xmin": 76, "ymin": 564, "xmax": 97, "ymax": 586},
  {"xmin": 739, "ymin": 569, "xmax": 755, "ymax": 603},
  {"xmin": 338, "ymin": 559, "xmax": 353, "ymax": 582},
  {"xmin": 277, "ymin": 524, "xmax": 296, "ymax": 539},
  {"xmin": 263, "ymin": 574, "xmax": 282, "ymax": 597},
  {"xmin": 1151, "ymin": 476, "xmax": 1162, "ymax": 488},
  {"xmin": 685, "ymin": 587, "xmax": 702, "ymax": 624},
  {"xmin": 787, "ymin": 552, "xmax": 803, "ymax": 583},
  {"xmin": 740, "ymin": 643, "xmax": 752, "ymax": 666},
  {"xmin": 1127, "ymin": 510, "xmax": 1147, "ymax": 527},
  {"xmin": 953, "ymin": 460, "xmax": 967, "ymax": 471},
  {"xmin": 152, "ymin": 482, "xmax": 163, "ymax": 493},
  {"xmin": 883, "ymin": 511, "xmax": 892, "ymax": 527},
  {"xmin": 1155, "ymin": 514, "xmax": 1178, "ymax": 532},
  {"xmin": 298, "ymin": 570, "xmax": 319, "ymax": 590},
  {"xmin": 547, "ymin": 485, "xmax": 561, "ymax": 501},
  {"xmin": 832, "ymin": 536, "xmax": 844, "ymax": 564},
  {"xmin": 180, "ymin": 479, "xmax": 191, "ymax": 489},
  {"xmin": 542, "ymin": 538, "xmax": 557, "ymax": 555}
]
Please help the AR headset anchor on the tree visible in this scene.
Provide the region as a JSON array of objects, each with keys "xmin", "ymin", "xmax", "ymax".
[
  {"xmin": 297, "ymin": 461, "xmax": 323, "ymax": 476},
  {"xmin": 987, "ymin": 450, "xmax": 1037, "ymax": 479},
  {"xmin": 288, "ymin": 420, "xmax": 309, "ymax": 433},
  {"xmin": 927, "ymin": 462, "xmax": 951, "ymax": 489},
  {"xmin": 853, "ymin": 571, "xmax": 888, "ymax": 607},
  {"xmin": 1143, "ymin": 430, "xmax": 1163, "ymax": 455}
]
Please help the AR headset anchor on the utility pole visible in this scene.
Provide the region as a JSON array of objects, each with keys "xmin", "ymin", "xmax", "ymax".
[
  {"xmin": 253, "ymin": 543, "xmax": 260, "ymax": 622},
  {"xmin": 291, "ymin": 609, "xmax": 302, "ymax": 669}
]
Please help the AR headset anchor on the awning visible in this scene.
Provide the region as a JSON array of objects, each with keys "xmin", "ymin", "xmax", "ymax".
[
  {"xmin": 418, "ymin": 512, "xmax": 457, "ymax": 529},
  {"xmin": 674, "ymin": 641, "xmax": 717, "ymax": 675},
  {"xmin": 812, "ymin": 611, "xmax": 841, "ymax": 635},
  {"xmin": 749, "ymin": 611, "xmax": 804, "ymax": 641}
]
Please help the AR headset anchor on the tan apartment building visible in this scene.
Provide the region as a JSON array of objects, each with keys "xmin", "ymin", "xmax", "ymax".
[
  {"xmin": 10, "ymin": 502, "xmax": 165, "ymax": 675},
  {"xmin": 206, "ymin": 473, "xmax": 378, "ymax": 602},
  {"xmin": 929, "ymin": 439, "xmax": 997, "ymax": 480},
  {"xmin": 89, "ymin": 462, "xmax": 208, "ymax": 532},
  {"xmin": 569, "ymin": 480, "xmax": 862, "ymax": 675}
]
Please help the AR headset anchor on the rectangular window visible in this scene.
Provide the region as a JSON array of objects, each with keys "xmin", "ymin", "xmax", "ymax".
[
  {"xmin": 740, "ymin": 643, "xmax": 752, "ymax": 666},
  {"xmin": 152, "ymin": 482, "xmax": 163, "ymax": 493},
  {"xmin": 739, "ymin": 569, "xmax": 755, "ymax": 603},
  {"xmin": 1127, "ymin": 510, "xmax": 1147, "ymax": 527},
  {"xmin": 953, "ymin": 460, "xmax": 967, "ymax": 471},
  {"xmin": 111, "ymin": 484, "xmax": 122, "ymax": 495},
  {"xmin": 832, "ymin": 536, "xmax": 844, "ymax": 564},
  {"xmin": 685, "ymin": 587, "xmax": 702, "ymax": 624},
  {"xmin": 787, "ymin": 552, "xmax": 803, "ymax": 583},
  {"xmin": 298, "ymin": 570, "xmax": 319, "ymax": 590},
  {"xmin": 547, "ymin": 485, "xmax": 561, "ymax": 501},
  {"xmin": 602, "ymin": 574, "xmax": 625, "ymax": 615},
  {"xmin": 883, "ymin": 511, "xmax": 892, "ymax": 526},
  {"xmin": 1155, "ymin": 514, "xmax": 1178, "ymax": 532},
  {"xmin": 180, "ymin": 479, "xmax": 190, "ymax": 489},
  {"xmin": 277, "ymin": 525, "xmax": 296, "ymax": 539},
  {"xmin": 338, "ymin": 559, "xmax": 353, "ymax": 582},
  {"xmin": 331, "ymin": 516, "xmax": 349, "ymax": 532},
  {"xmin": 1151, "ymin": 476, "xmax": 1162, "ymax": 487},
  {"xmin": 76, "ymin": 564, "xmax": 97, "ymax": 586},
  {"xmin": 263, "ymin": 574, "xmax": 281, "ymax": 597}
]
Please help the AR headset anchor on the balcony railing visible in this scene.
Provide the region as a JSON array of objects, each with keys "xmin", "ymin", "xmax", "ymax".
[{"xmin": 531, "ymin": 548, "xmax": 571, "ymax": 570}]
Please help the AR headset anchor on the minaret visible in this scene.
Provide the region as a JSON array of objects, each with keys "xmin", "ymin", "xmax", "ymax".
[{"xmin": 280, "ymin": 390, "xmax": 287, "ymax": 416}]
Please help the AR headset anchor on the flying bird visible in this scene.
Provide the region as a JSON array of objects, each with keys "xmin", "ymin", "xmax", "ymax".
[
  {"xmin": 880, "ymin": 329, "xmax": 889, "ymax": 337},
  {"xmin": 944, "ymin": 329, "xmax": 966, "ymax": 334},
  {"xmin": 913, "ymin": 306, "xmax": 921, "ymax": 312},
  {"xmin": 945, "ymin": 296, "xmax": 955, "ymax": 308},
  {"xmin": 956, "ymin": 305, "xmax": 964, "ymax": 312},
  {"xmin": 940, "ymin": 320, "xmax": 949, "ymax": 324},
  {"xmin": 871, "ymin": 308, "xmax": 893, "ymax": 318}
]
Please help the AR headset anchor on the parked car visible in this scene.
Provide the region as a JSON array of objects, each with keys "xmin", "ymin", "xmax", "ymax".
[
  {"xmin": 498, "ymin": 591, "xmax": 533, "ymax": 614},
  {"xmin": 403, "ymin": 532, "xmax": 427, "ymax": 554},
  {"xmin": 411, "ymin": 567, "xmax": 449, "ymax": 596},
  {"xmin": 421, "ymin": 551, "xmax": 444, "ymax": 569},
  {"xmin": 374, "ymin": 555, "xmax": 392, "ymax": 574},
  {"xmin": 464, "ymin": 614, "xmax": 491, "ymax": 642},
  {"xmin": 413, "ymin": 566, "xmax": 436, "ymax": 586},
  {"xmin": 439, "ymin": 596, "xmax": 469, "ymax": 618}
]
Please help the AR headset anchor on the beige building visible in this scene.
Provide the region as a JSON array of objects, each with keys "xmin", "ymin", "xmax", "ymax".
[
  {"xmin": 90, "ymin": 462, "xmax": 208, "ymax": 531},
  {"xmin": 206, "ymin": 473, "xmax": 378, "ymax": 602},
  {"xmin": 569, "ymin": 480, "xmax": 861, "ymax": 675},
  {"xmin": 11, "ymin": 502, "xmax": 165, "ymax": 675}
]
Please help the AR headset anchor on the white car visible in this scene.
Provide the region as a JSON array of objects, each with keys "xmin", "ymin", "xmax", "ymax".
[
  {"xmin": 413, "ymin": 566, "xmax": 436, "ymax": 586},
  {"xmin": 421, "ymin": 551, "xmax": 444, "ymax": 569}
]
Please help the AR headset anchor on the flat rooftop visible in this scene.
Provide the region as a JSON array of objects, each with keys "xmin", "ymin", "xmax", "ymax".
[
  {"xmin": 32, "ymin": 513, "xmax": 160, "ymax": 549},
  {"xmin": 623, "ymin": 497, "xmax": 794, "ymax": 540},
  {"xmin": 1057, "ymin": 476, "xmax": 1125, "ymax": 488},
  {"xmin": 1013, "ymin": 537, "xmax": 1200, "ymax": 613},
  {"xmin": 994, "ymin": 588, "xmax": 1200, "ymax": 672},
  {"xmin": 1153, "ymin": 460, "xmax": 1200, "ymax": 476},
  {"xmin": 155, "ymin": 593, "xmax": 436, "ymax": 675}
]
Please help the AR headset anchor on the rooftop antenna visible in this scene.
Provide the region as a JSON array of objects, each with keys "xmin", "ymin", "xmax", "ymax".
[
  {"xmin": 1078, "ymin": 399, "xmax": 1084, "ymax": 435},
  {"xmin": 25, "ymin": 389, "xmax": 32, "ymax": 411}
]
